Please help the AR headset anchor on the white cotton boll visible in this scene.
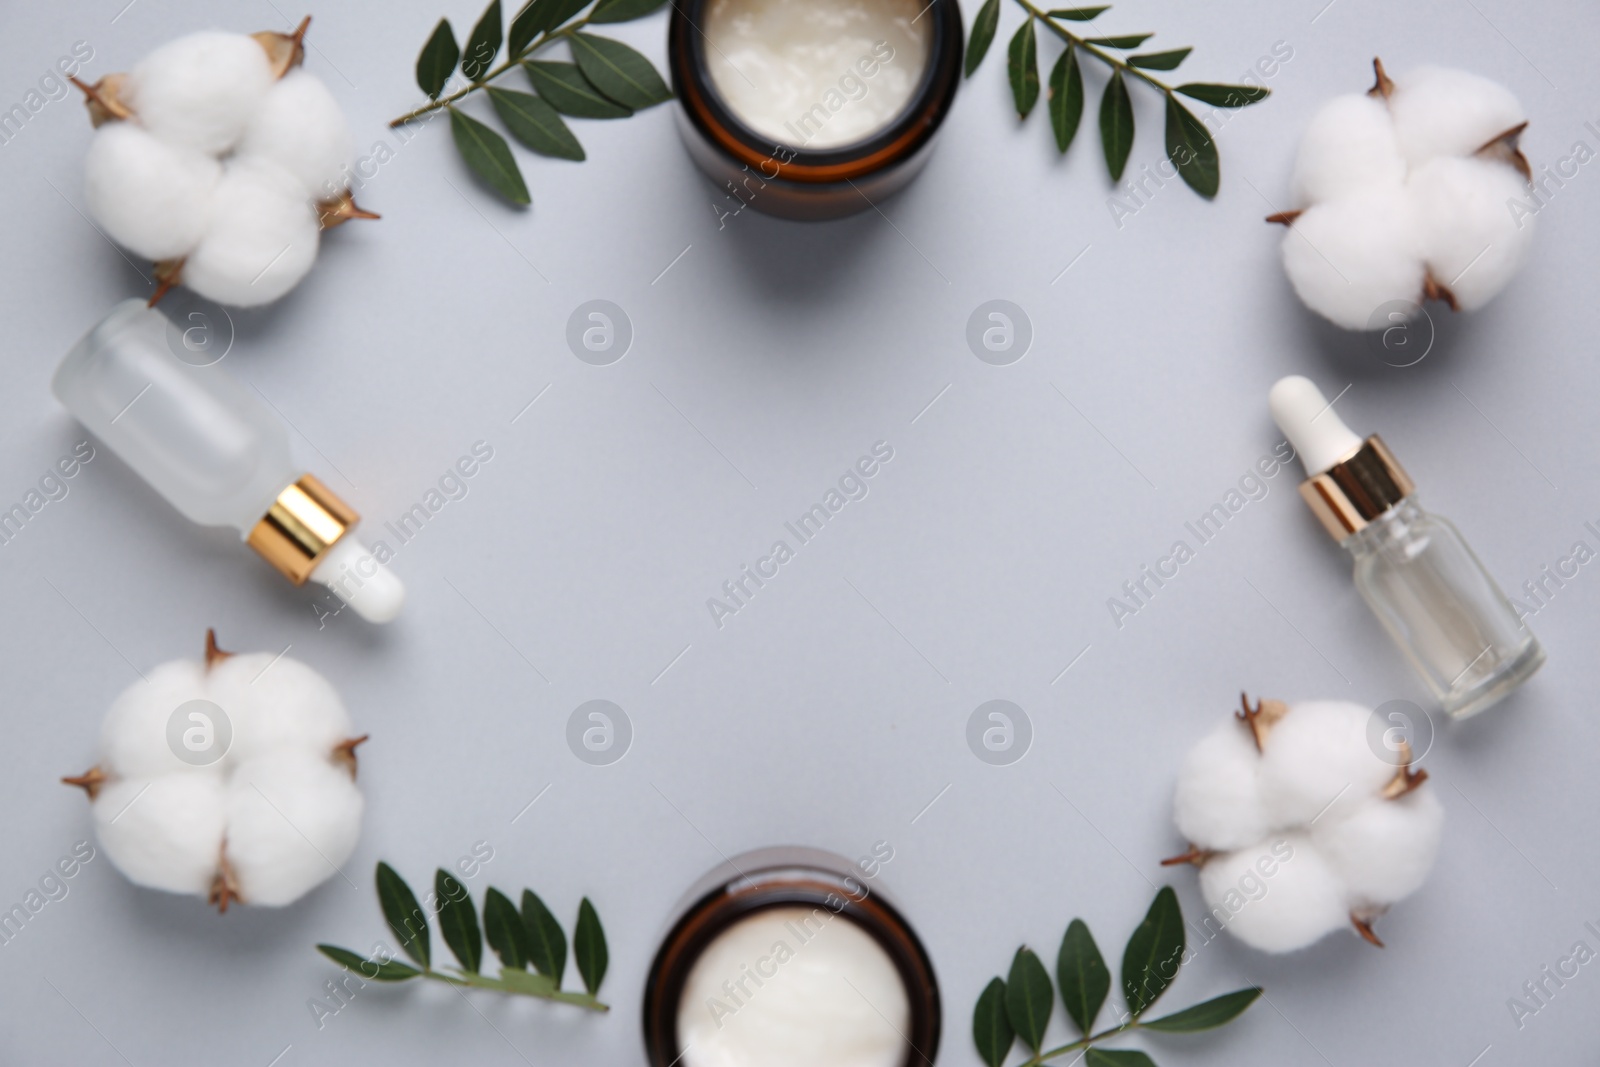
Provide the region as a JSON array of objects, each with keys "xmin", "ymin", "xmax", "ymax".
[
  {"xmin": 183, "ymin": 159, "xmax": 320, "ymax": 307},
  {"xmin": 1314, "ymin": 789, "xmax": 1444, "ymax": 908},
  {"xmin": 1281, "ymin": 189, "xmax": 1426, "ymax": 330},
  {"xmin": 126, "ymin": 31, "xmax": 274, "ymax": 155},
  {"xmin": 1258, "ymin": 700, "xmax": 1396, "ymax": 826},
  {"xmin": 1389, "ymin": 65, "xmax": 1525, "ymax": 168},
  {"xmin": 99, "ymin": 660, "xmax": 215, "ymax": 778},
  {"xmin": 1409, "ymin": 155, "xmax": 1534, "ymax": 310},
  {"xmin": 1199, "ymin": 834, "xmax": 1348, "ymax": 953},
  {"xmin": 94, "ymin": 774, "xmax": 227, "ymax": 896},
  {"xmin": 238, "ymin": 70, "xmax": 354, "ymax": 202},
  {"xmin": 1290, "ymin": 94, "xmax": 1406, "ymax": 207},
  {"xmin": 1173, "ymin": 718, "xmax": 1269, "ymax": 851},
  {"xmin": 209, "ymin": 653, "xmax": 353, "ymax": 764},
  {"xmin": 83, "ymin": 123, "xmax": 219, "ymax": 261},
  {"xmin": 225, "ymin": 752, "xmax": 363, "ymax": 906}
]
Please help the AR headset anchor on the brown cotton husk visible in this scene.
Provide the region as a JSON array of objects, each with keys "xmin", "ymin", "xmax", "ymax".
[
  {"xmin": 209, "ymin": 851, "xmax": 243, "ymax": 913},
  {"xmin": 254, "ymin": 16, "xmax": 312, "ymax": 80},
  {"xmin": 70, "ymin": 73, "xmax": 132, "ymax": 126},
  {"xmin": 204, "ymin": 627, "xmax": 233, "ymax": 669},
  {"xmin": 1350, "ymin": 905, "xmax": 1388, "ymax": 947},
  {"xmin": 1382, "ymin": 739, "xmax": 1430, "ymax": 799},
  {"xmin": 1367, "ymin": 57, "xmax": 1394, "ymax": 100},
  {"xmin": 1265, "ymin": 209, "xmax": 1302, "ymax": 226},
  {"xmin": 317, "ymin": 189, "xmax": 381, "ymax": 230},
  {"xmin": 1476, "ymin": 120, "xmax": 1533, "ymax": 181},
  {"xmin": 62, "ymin": 766, "xmax": 107, "ymax": 801},
  {"xmin": 1235, "ymin": 691, "xmax": 1289, "ymax": 752},
  {"xmin": 1160, "ymin": 844, "xmax": 1216, "ymax": 868},
  {"xmin": 148, "ymin": 259, "xmax": 185, "ymax": 308},
  {"xmin": 332, "ymin": 734, "xmax": 368, "ymax": 780},
  {"xmin": 1422, "ymin": 271, "xmax": 1460, "ymax": 311}
]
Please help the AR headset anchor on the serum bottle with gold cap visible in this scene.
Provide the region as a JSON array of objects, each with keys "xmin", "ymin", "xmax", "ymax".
[
  {"xmin": 53, "ymin": 299, "xmax": 403, "ymax": 623},
  {"xmin": 1270, "ymin": 375, "xmax": 1542, "ymax": 718}
]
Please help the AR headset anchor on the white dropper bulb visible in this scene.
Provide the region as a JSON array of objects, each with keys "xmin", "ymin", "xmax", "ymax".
[
  {"xmin": 309, "ymin": 536, "xmax": 406, "ymax": 624},
  {"xmin": 1269, "ymin": 376, "xmax": 1364, "ymax": 475}
]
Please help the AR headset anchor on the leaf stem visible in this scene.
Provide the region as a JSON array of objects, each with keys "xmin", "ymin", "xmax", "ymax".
[
  {"xmin": 1012, "ymin": 0, "xmax": 1173, "ymax": 96},
  {"xmin": 1019, "ymin": 1020, "xmax": 1142, "ymax": 1066},
  {"xmin": 417, "ymin": 967, "xmax": 611, "ymax": 1012},
  {"xmin": 389, "ymin": 19, "xmax": 593, "ymax": 127}
]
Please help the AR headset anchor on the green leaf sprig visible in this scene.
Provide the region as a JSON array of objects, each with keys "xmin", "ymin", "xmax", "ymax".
[
  {"xmin": 965, "ymin": 2, "xmax": 1269, "ymax": 198},
  {"xmin": 394, "ymin": 0, "xmax": 673, "ymax": 204},
  {"xmin": 973, "ymin": 887, "xmax": 1259, "ymax": 1067},
  {"xmin": 317, "ymin": 861, "xmax": 611, "ymax": 1011}
]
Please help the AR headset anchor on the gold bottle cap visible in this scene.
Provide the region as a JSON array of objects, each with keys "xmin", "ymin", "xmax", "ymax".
[
  {"xmin": 1299, "ymin": 435, "xmax": 1415, "ymax": 542},
  {"xmin": 247, "ymin": 474, "xmax": 358, "ymax": 584}
]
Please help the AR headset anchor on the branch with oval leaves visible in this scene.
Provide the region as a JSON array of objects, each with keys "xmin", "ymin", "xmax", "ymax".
[
  {"xmin": 317, "ymin": 861, "xmax": 610, "ymax": 1011},
  {"xmin": 965, "ymin": 2, "xmax": 1270, "ymax": 198},
  {"xmin": 393, "ymin": 0, "xmax": 673, "ymax": 204},
  {"xmin": 973, "ymin": 887, "xmax": 1260, "ymax": 1067}
]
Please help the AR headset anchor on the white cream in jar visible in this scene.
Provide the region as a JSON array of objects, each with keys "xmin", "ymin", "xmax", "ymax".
[
  {"xmin": 702, "ymin": 0, "xmax": 930, "ymax": 150},
  {"xmin": 676, "ymin": 904, "xmax": 911, "ymax": 1067}
]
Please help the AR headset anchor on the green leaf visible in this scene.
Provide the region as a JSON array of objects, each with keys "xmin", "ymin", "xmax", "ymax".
[
  {"xmin": 1127, "ymin": 47, "xmax": 1191, "ymax": 70},
  {"xmin": 376, "ymin": 862, "xmax": 429, "ymax": 969},
  {"xmin": 1006, "ymin": 19, "xmax": 1040, "ymax": 119},
  {"xmin": 1004, "ymin": 947, "xmax": 1053, "ymax": 1052},
  {"xmin": 523, "ymin": 61, "xmax": 632, "ymax": 118},
  {"xmin": 1047, "ymin": 44, "xmax": 1084, "ymax": 152},
  {"xmin": 1047, "ymin": 6, "xmax": 1109, "ymax": 19},
  {"xmin": 964, "ymin": 0, "xmax": 1001, "ymax": 77},
  {"xmin": 590, "ymin": 0, "xmax": 669, "ymax": 22},
  {"xmin": 1085, "ymin": 33, "xmax": 1153, "ymax": 48},
  {"xmin": 1143, "ymin": 988, "xmax": 1262, "ymax": 1032},
  {"xmin": 484, "ymin": 887, "xmax": 538, "ymax": 970},
  {"xmin": 1121, "ymin": 886, "xmax": 1185, "ymax": 1019},
  {"xmin": 1098, "ymin": 69, "xmax": 1134, "ymax": 181},
  {"xmin": 1057, "ymin": 918, "xmax": 1110, "ymax": 1036},
  {"xmin": 435, "ymin": 868, "xmax": 484, "ymax": 973},
  {"xmin": 488, "ymin": 87, "xmax": 585, "ymax": 159},
  {"xmin": 509, "ymin": 1, "xmax": 544, "ymax": 55},
  {"xmin": 972, "ymin": 977, "xmax": 1015, "ymax": 1067},
  {"xmin": 569, "ymin": 32, "xmax": 671, "ymax": 109},
  {"xmin": 513, "ymin": 0, "xmax": 593, "ymax": 41},
  {"xmin": 1164, "ymin": 94, "xmax": 1219, "ymax": 198},
  {"xmin": 521, "ymin": 889, "xmax": 568, "ymax": 981},
  {"xmin": 317, "ymin": 945, "xmax": 423, "ymax": 982},
  {"xmin": 448, "ymin": 107, "xmax": 530, "ymax": 205},
  {"xmin": 1084, "ymin": 1050, "xmax": 1157, "ymax": 1067},
  {"xmin": 416, "ymin": 19, "xmax": 460, "ymax": 100},
  {"xmin": 1176, "ymin": 82, "xmax": 1270, "ymax": 107},
  {"xmin": 573, "ymin": 897, "xmax": 608, "ymax": 995},
  {"xmin": 462, "ymin": 0, "xmax": 504, "ymax": 81}
]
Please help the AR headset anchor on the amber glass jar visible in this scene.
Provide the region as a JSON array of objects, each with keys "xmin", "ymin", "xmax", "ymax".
[
  {"xmin": 642, "ymin": 848, "xmax": 941, "ymax": 1066},
  {"xmin": 668, "ymin": 0, "xmax": 964, "ymax": 221}
]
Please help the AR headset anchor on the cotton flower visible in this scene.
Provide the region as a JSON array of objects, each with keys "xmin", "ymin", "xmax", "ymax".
[
  {"xmin": 1166, "ymin": 693, "xmax": 1442, "ymax": 953},
  {"xmin": 1273, "ymin": 58, "xmax": 1533, "ymax": 329},
  {"xmin": 72, "ymin": 17, "xmax": 376, "ymax": 309},
  {"xmin": 182, "ymin": 158, "xmax": 321, "ymax": 307},
  {"xmin": 64, "ymin": 631, "xmax": 366, "ymax": 911}
]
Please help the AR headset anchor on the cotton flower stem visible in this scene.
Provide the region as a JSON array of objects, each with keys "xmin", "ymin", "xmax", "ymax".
[
  {"xmin": 388, "ymin": 21, "xmax": 593, "ymax": 127},
  {"xmin": 420, "ymin": 967, "xmax": 610, "ymax": 1011},
  {"xmin": 1013, "ymin": 0, "xmax": 1177, "ymax": 97}
]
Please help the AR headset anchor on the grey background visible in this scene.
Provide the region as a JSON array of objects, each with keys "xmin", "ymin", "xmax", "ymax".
[{"xmin": 1, "ymin": 0, "xmax": 1596, "ymax": 1063}]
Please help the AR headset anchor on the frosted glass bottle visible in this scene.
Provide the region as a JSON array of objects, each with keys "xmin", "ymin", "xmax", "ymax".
[
  {"xmin": 1271, "ymin": 375, "xmax": 1541, "ymax": 718},
  {"xmin": 1347, "ymin": 499, "xmax": 1543, "ymax": 718},
  {"xmin": 53, "ymin": 299, "xmax": 403, "ymax": 623}
]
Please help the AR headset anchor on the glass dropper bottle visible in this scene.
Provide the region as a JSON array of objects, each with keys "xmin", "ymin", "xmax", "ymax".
[
  {"xmin": 53, "ymin": 299, "xmax": 404, "ymax": 623},
  {"xmin": 1270, "ymin": 375, "xmax": 1542, "ymax": 718}
]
